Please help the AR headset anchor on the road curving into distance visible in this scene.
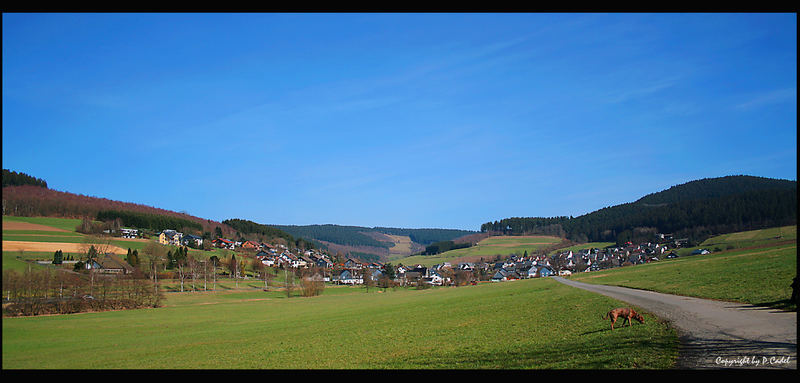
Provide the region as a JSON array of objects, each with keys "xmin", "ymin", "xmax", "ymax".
[{"xmin": 553, "ymin": 276, "xmax": 797, "ymax": 370}]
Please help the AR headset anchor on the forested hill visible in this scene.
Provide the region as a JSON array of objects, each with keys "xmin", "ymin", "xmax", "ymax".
[
  {"xmin": 482, "ymin": 175, "xmax": 797, "ymax": 245},
  {"xmin": 267, "ymin": 224, "xmax": 476, "ymax": 248},
  {"xmin": 635, "ymin": 175, "xmax": 797, "ymax": 205},
  {"xmin": 2, "ymin": 169, "xmax": 47, "ymax": 188},
  {"xmin": 2, "ymin": 169, "xmax": 238, "ymax": 237}
]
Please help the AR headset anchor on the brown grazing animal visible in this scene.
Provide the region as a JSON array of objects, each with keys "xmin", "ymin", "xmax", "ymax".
[{"xmin": 601, "ymin": 307, "xmax": 645, "ymax": 330}]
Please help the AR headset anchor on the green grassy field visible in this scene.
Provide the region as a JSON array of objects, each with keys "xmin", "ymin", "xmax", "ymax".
[
  {"xmin": 2, "ymin": 277, "xmax": 677, "ymax": 369},
  {"xmin": 2, "ymin": 251, "xmax": 72, "ymax": 272},
  {"xmin": 3, "ymin": 217, "xmax": 792, "ymax": 369},
  {"xmin": 699, "ymin": 225, "xmax": 796, "ymax": 249},
  {"xmin": 569, "ymin": 240, "xmax": 797, "ymax": 311}
]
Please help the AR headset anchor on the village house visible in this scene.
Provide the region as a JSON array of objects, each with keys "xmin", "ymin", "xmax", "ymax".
[
  {"xmin": 400, "ymin": 270, "xmax": 425, "ymax": 286},
  {"xmin": 333, "ymin": 270, "xmax": 362, "ymax": 285},
  {"xmin": 427, "ymin": 270, "xmax": 446, "ymax": 285},
  {"xmin": 344, "ymin": 258, "xmax": 363, "ymax": 269},
  {"xmin": 395, "ymin": 264, "xmax": 408, "ymax": 275},
  {"xmin": 311, "ymin": 255, "xmax": 333, "ymax": 269},
  {"xmin": 212, "ymin": 238, "xmax": 235, "ymax": 250},
  {"xmin": 182, "ymin": 234, "xmax": 203, "ymax": 247},
  {"xmin": 87, "ymin": 254, "xmax": 136, "ymax": 275},
  {"xmin": 538, "ymin": 266, "xmax": 554, "ymax": 277},
  {"xmin": 367, "ymin": 268, "xmax": 384, "ymax": 282},
  {"xmin": 159, "ymin": 230, "xmax": 183, "ymax": 246}
]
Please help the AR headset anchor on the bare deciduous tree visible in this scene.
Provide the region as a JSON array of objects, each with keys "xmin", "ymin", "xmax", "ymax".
[
  {"xmin": 284, "ymin": 266, "xmax": 295, "ymax": 298},
  {"xmin": 143, "ymin": 241, "xmax": 167, "ymax": 306}
]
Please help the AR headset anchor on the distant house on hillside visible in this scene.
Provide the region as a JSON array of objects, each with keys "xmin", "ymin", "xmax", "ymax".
[
  {"xmin": 344, "ymin": 258, "xmax": 363, "ymax": 269},
  {"xmin": 88, "ymin": 254, "xmax": 135, "ymax": 275},
  {"xmin": 182, "ymin": 234, "xmax": 203, "ymax": 247},
  {"xmin": 159, "ymin": 230, "xmax": 182, "ymax": 246},
  {"xmin": 255, "ymin": 250, "xmax": 271, "ymax": 258},
  {"xmin": 212, "ymin": 238, "xmax": 235, "ymax": 250},
  {"xmin": 259, "ymin": 256, "xmax": 275, "ymax": 267},
  {"xmin": 312, "ymin": 256, "xmax": 333, "ymax": 269}
]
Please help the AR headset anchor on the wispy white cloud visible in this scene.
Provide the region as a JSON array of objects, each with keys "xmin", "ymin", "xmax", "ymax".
[
  {"xmin": 602, "ymin": 76, "xmax": 681, "ymax": 104},
  {"xmin": 735, "ymin": 88, "xmax": 797, "ymax": 111}
]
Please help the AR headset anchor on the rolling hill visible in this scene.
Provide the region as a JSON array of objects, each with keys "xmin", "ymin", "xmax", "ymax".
[
  {"xmin": 259, "ymin": 224, "xmax": 476, "ymax": 261},
  {"xmin": 4, "ymin": 169, "xmax": 795, "ymax": 262},
  {"xmin": 482, "ymin": 175, "xmax": 797, "ymax": 246},
  {"xmin": 2, "ymin": 184, "xmax": 241, "ymax": 238}
]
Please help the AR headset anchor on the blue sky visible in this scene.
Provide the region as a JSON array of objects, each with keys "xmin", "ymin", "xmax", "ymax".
[{"xmin": 3, "ymin": 13, "xmax": 797, "ymax": 231}]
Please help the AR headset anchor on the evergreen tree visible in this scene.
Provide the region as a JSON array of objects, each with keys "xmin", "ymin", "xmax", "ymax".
[
  {"xmin": 87, "ymin": 245, "xmax": 98, "ymax": 262},
  {"xmin": 127, "ymin": 249, "xmax": 140, "ymax": 268},
  {"xmin": 229, "ymin": 254, "xmax": 238, "ymax": 278},
  {"xmin": 53, "ymin": 250, "xmax": 63, "ymax": 264}
]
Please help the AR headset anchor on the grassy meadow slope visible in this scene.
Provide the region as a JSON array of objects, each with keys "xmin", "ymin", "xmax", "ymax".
[
  {"xmin": 2, "ymin": 278, "xmax": 677, "ymax": 369},
  {"xmin": 396, "ymin": 235, "xmax": 567, "ymax": 267},
  {"xmin": 569, "ymin": 226, "xmax": 797, "ymax": 311},
  {"xmin": 1, "ymin": 216, "xmax": 231, "ymax": 272}
]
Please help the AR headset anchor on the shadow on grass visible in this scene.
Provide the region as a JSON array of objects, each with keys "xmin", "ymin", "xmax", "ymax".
[
  {"xmin": 580, "ymin": 322, "xmax": 646, "ymax": 336},
  {"xmin": 752, "ymin": 299, "xmax": 797, "ymax": 312},
  {"xmin": 721, "ymin": 299, "xmax": 797, "ymax": 313},
  {"xmin": 390, "ymin": 327, "xmax": 676, "ymax": 369}
]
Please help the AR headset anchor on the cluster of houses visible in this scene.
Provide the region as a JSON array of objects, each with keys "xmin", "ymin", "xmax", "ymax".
[
  {"xmin": 541, "ymin": 235, "xmax": 714, "ymax": 275},
  {"xmin": 149, "ymin": 228, "xmax": 702, "ymax": 286}
]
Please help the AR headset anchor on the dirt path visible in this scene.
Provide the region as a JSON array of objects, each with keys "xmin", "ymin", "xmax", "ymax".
[{"xmin": 553, "ymin": 277, "xmax": 797, "ymax": 370}]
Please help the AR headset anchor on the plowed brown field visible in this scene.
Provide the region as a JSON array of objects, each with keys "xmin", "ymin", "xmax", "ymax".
[
  {"xmin": 2, "ymin": 221, "xmax": 68, "ymax": 232},
  {"xmin": 2, "ymin": 241, "xmax": 128, "ymax": 255}
]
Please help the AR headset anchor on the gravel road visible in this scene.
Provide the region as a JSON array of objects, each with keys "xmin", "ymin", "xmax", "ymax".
[{"xmin": 553, "ymin": 277, "xmax": 797, "ymax": 370}]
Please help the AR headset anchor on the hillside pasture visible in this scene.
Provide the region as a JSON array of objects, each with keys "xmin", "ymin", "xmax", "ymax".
[
  {"xmin": 385, "ymin": 234, "xmax": 413, "ymax": 254},
  {"xmin": 479, "ymin": 235, "xmax": 563, "ymax": 246},
  {"xmin": 700, "ymin": 225, "xmax": 796, "ymax": 249},
  {"xmin": 398, "ymin": 235, "xmax": 566, "ymax": 267},
  {"xmin": 569, "ymin": 241, "xmax": 797, "ymax": 311}
]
